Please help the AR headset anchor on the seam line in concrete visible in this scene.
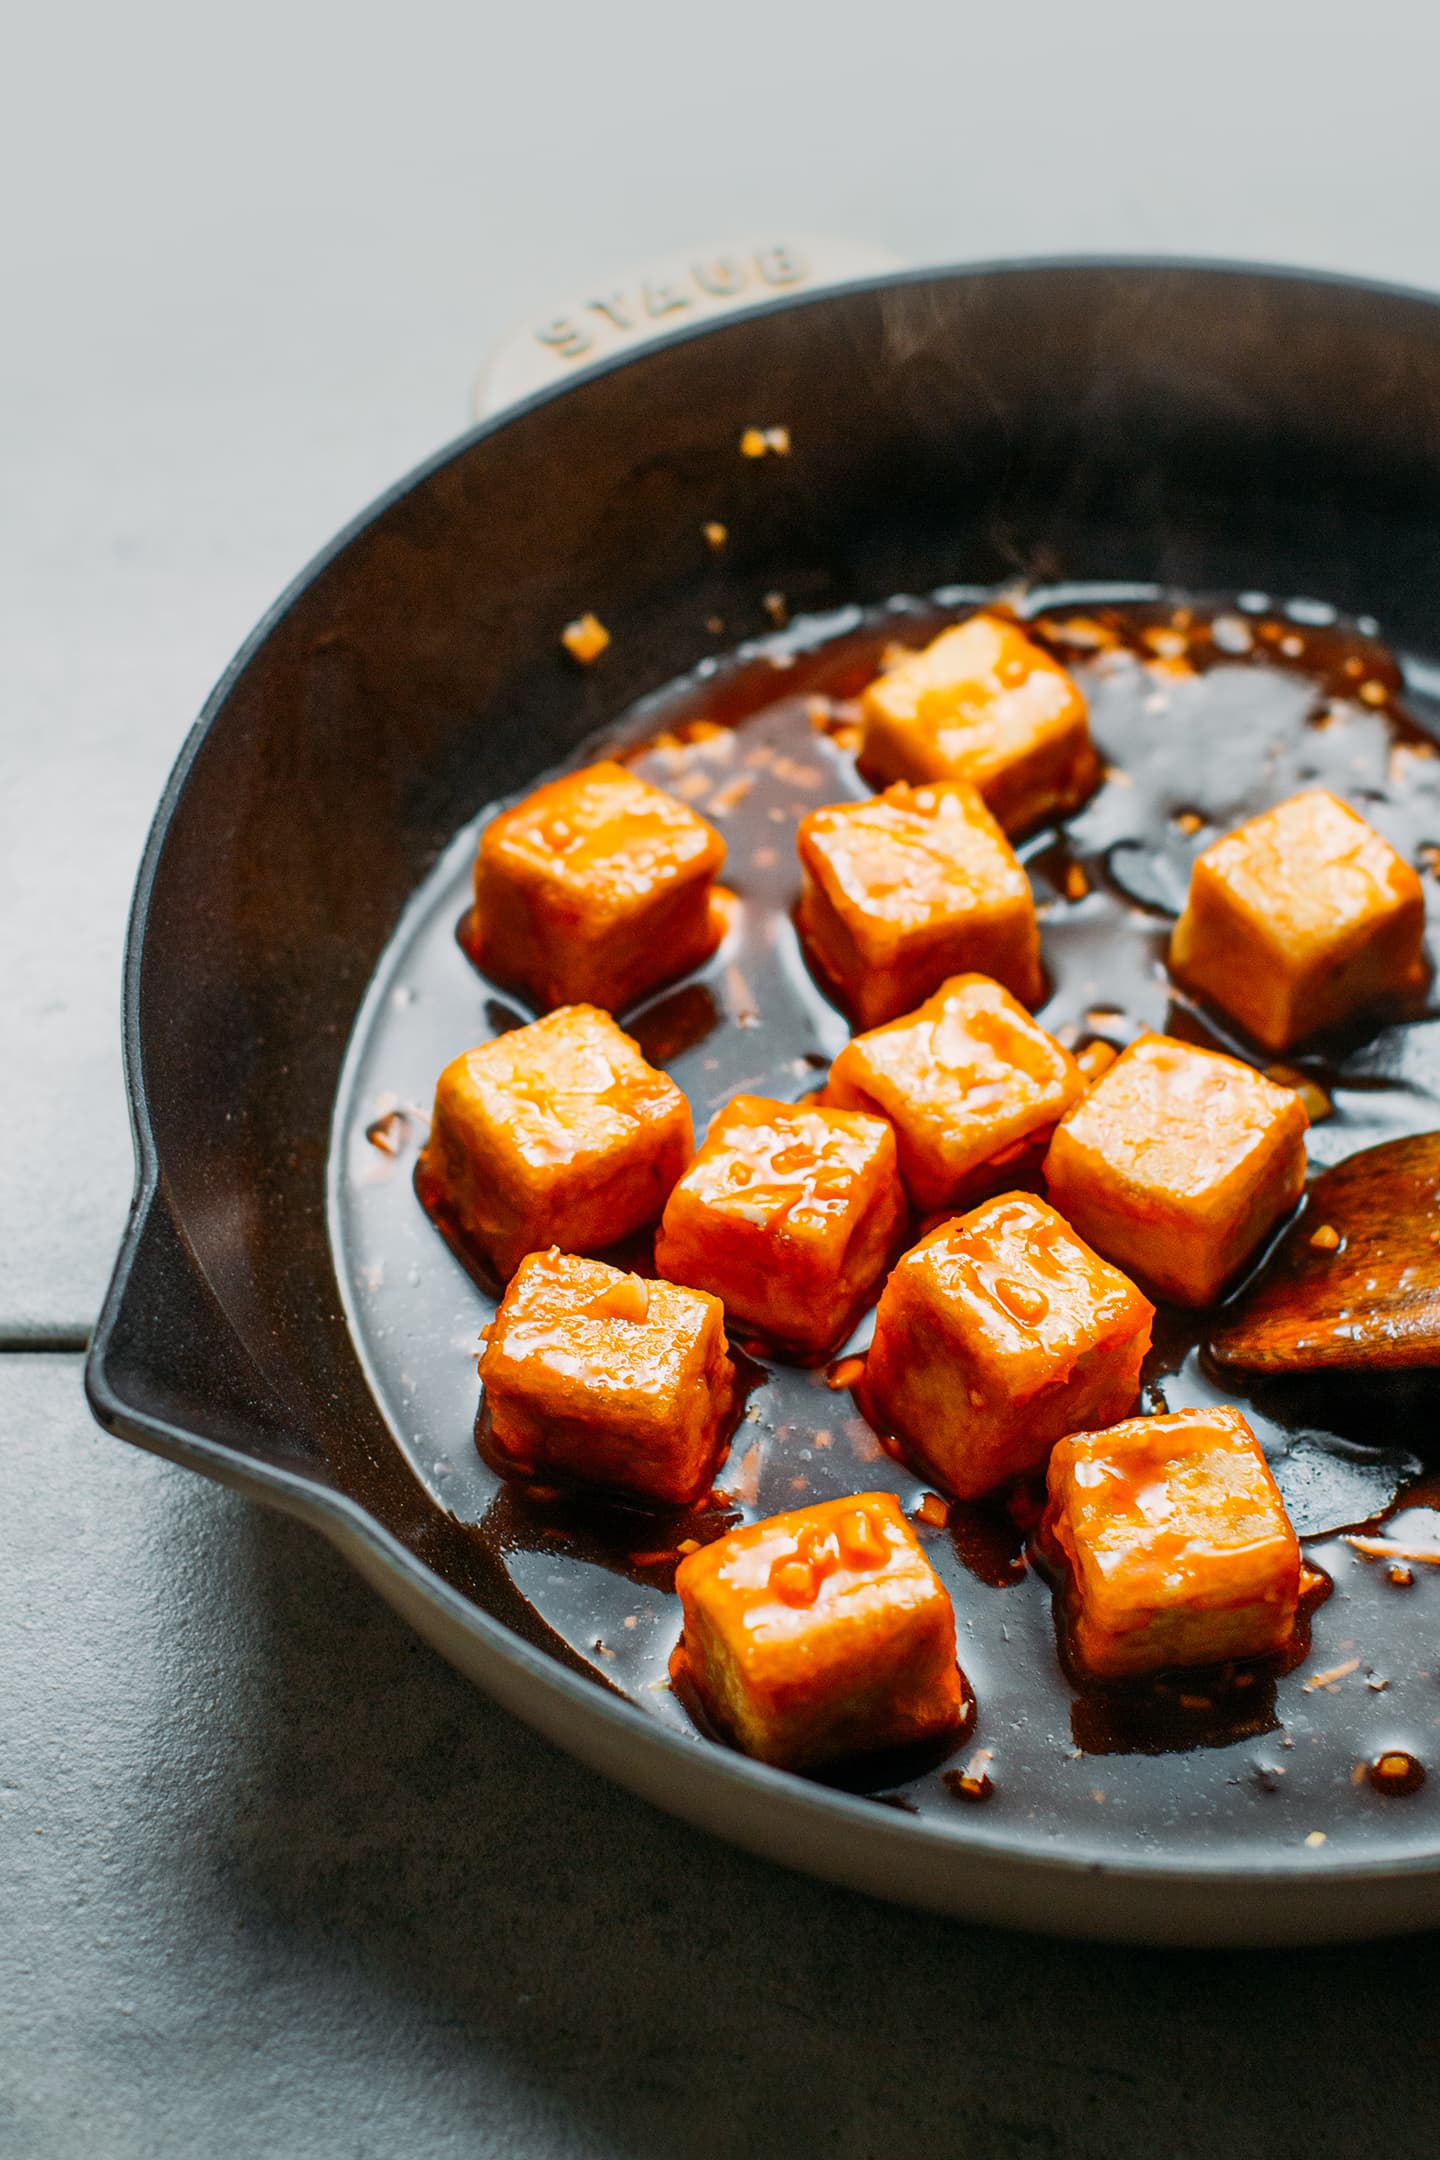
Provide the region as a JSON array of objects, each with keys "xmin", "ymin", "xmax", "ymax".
[{"xmin": 0, "ymin": 1333, "xmax": 91, "ymax": 1354}]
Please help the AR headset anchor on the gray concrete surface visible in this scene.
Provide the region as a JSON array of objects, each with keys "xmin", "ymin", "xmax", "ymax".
[{"xmin": 8, "ymin": 0, "xmax": 1440, "ymax": 2150}]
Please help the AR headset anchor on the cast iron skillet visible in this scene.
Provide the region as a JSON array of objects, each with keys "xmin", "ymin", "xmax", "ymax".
[{"xmin": 87, "ymin": 259, "xmax": 1440, "ymax": 1945}]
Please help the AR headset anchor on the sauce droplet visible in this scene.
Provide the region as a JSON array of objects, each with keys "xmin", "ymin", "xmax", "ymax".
[
  {"xmin": 1076, "ymin": 1039, "xmax": 1118, "ymax": 1083},
  {"xmin": 770, "ymin": 1557, "xmax": 821, "ymax": 1607},
  {"xmin": 1369, "ymin": 1750, "xmax": 1425, "ymax": 1797},
  {"xmin": 584, "ymin": 1275, "xmax": 650, "ymax": 1324},
  {"xmin": 944, "ymin": 1749, "xmax": 994, "ymax": 1802},
  {"xmin": 993, "ymin": 1276, "xmax": 1049, "ymax": 1327},
  {"xmin": 365, "ymin": 1109, "xmax": 409, "ymax": 1155},
  {"xmin": 826, "ymin": 1354, "xmax": 867, "ymax": 1391},
  {"xmin": 1299, "ymin": 1560, "xmax": 1333, "ymax": 1606},
  {"xmin": 837, "ymin": 1507, "xmax": 888, "ymax": 1568}
]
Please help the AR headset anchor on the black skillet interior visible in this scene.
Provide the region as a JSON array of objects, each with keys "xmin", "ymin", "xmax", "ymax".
[{"xmin": 91, "ymin": 262, "xmax": 1440, "ymax": 1882}]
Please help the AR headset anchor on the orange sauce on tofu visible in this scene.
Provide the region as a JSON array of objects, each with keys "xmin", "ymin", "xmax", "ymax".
[
  {"xmin": 340, "ymin": 586, "xmax": 1440, "ymax": 1820},
  {"xmin": 1054, "ymin": 1034, "xmax": 1304, "ymax": 1204},
  {"xmin": 920, "ymin": 1193, "xmax": 1150, "ymax": 1355},
  {"xmin": 674, "ymin": 1096, "xmax": 892, "ymax": 1235},
  {"xmin": 482, "ymin": 759, "xmax": 723, "ymax": 900},
  {"xmin": 822, "ymin": 973, "xmax": 1084, "ymax": 1212},
  {"xmin": 799, "ymin": 785, "xmax": 1028, "ymax": 931}
]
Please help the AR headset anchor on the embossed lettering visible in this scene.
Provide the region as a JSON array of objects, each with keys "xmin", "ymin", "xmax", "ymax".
[
  {"xmin": 536, "ymin": 317, "xmax": 592, "ymax": 360},
  {"xmin": 693, "ymin": 257, "xmax": 747, "ymax": 297},
  {"xmin": 588, "ymin": 294, "xmax": 635, "ymax": 330},
  {"xmin": 644, "ymin": 281, "xmax": 692, "ymax": 318},
  {"xmin": 755, "ymin": 246, "xmax": 808, "ymax": 288}
]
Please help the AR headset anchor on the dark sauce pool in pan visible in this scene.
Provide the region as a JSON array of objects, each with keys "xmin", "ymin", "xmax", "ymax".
[{"xmin": 329, "ymin": 586, "xmax": 1440, "ymax": 1858}]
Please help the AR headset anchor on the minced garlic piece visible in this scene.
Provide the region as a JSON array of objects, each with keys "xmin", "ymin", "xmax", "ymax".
[
  {"xmin": 561, "ymin": 612, "xmax": 610, "ymax": 664},
  {"xmin": 740, "ymin": 425, "xmax": 791, "ymax": 458}
]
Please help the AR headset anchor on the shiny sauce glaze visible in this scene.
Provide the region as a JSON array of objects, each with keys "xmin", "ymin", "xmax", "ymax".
[{"xmin": 330, "ymin": 587, "xmax": 1440, "ymax": 1846}]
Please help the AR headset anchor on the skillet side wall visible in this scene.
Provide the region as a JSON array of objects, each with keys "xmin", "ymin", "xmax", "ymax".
[{"xmin": 100, "ymin": 263, "xmax": 1440, "ymax": 1634}]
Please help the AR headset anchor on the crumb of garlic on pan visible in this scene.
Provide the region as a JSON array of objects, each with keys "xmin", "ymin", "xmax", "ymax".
[
  {"xmin": 739, "ymin": 425, "xmax": 791, "ymax": 458},
  {"xmin": 561, "ymin": 612, "xmax": 610, "ymax": 664},
  {"xmin": 703, "ymin": 521, "xmax": 728, "ymax": 549}
]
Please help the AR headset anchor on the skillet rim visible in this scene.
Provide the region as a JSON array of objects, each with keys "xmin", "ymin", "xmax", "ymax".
[{"xmin": 84, "ymin": 253, "xmax": 1440, "ymax": 1938}]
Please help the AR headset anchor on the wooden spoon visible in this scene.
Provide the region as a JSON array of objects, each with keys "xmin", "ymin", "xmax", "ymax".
[{"xmin": 1209, "ymin": 1132, "xmax": 1440, "ymax": 1373}]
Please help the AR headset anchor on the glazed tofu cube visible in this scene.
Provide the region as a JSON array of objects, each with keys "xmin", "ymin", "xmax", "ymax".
[
  {"xmin": 796, "ymin": 782, "xmax": 1043, "ymax": 1029},
  {"xmin": 419, "ymin": 1004, "xmax": 692, "ymax": 1281},
  {"xmin": 1041, "ymin": 1406, "xmax": 1302, "ymax": 1679},
  {"xmin": 1169, "ymin": 788, "xmax": 1427, "ymax": 1052},
  {"xmin": 469, "ymin": 759, "xmax": 727, "ymax": 1013},
  {"xmin": 864, "ymin": 1194, "xmax": 1153, "ymax": 1498},
  {"xmin": 822, "ymin": 972, "xmax": 1085, "ymax": 1211},
  {"xmin": 478, "ymin": 1249, "xmax": 735, "ymax": 1506},
  {"xmin": 859, "ymin": 613, "xmax": 1100, "ymax": 835},
  {"xmin": 1042, "ymin": 1033, "xmax": 1308, "ymax": 1306},
  {"xmin": 654, "ymin": 1095, "xmax": 906, "ymax": 1358},
  {"xmin": 673, "ymin": 1493, "xmax": 967, "ymax": 1769}
]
